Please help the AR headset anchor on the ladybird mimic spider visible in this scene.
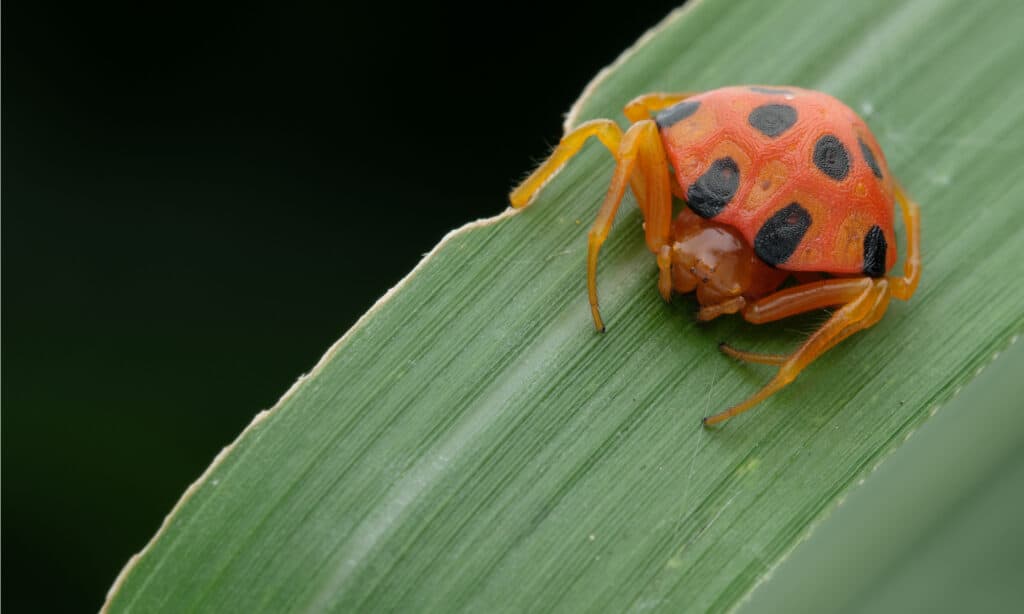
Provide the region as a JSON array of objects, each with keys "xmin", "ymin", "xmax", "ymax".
[{"xmin": 510, "ymin": 87, "xmax": 920, "ymax": 426}]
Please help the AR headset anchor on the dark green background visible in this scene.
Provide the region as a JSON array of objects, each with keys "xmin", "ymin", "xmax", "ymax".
[{"xmin": 3, "ymin": 1, "xmax": 680, "ymax": 610}]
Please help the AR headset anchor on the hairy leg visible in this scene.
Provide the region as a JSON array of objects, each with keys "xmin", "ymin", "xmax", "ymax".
[
  {"xmin": 510, "ymin": 120, "xmax": 623, "ymax": 208},
  {"xmin": 704, "ymin": 278, "xmax": 890, "ymax": 426}
]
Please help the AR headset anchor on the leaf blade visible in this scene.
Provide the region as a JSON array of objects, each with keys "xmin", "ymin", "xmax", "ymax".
[{"xmin": 106, "ymin": 1, "xmax": 1024, "ymax": 612}]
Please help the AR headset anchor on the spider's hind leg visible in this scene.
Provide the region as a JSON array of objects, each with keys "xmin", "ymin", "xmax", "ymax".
[{"xmin": 705, "ymin": 278, "xmax": 890, "ymax": 426}]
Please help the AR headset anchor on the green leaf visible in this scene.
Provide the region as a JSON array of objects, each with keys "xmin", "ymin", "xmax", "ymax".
[{"xmin": 105, "ymin": 1, "xmax": 1024, "ymax": 611}]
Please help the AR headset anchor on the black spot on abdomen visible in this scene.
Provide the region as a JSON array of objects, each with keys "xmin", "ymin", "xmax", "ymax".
[
  {"xmin": 754, "ymin": 203, "xmax": 812, "ymax": 266},
  {"xmin": 749, "ymin": 86, "xmax": 793, "ymax": 96},
  {"xmin": 686, "ymin": 157, "xmax": 740, "ymax": 219},
  {"xmin": 655, "ymin": 100, "xmax": 700, "ymax": 129},
  {"xmin": 748, "ymin": 104, "xmax": 797, "ymax": 137},
  {"xmin": 813, "ymin": 134, "xmax": 851, "ymax": 181},
  {"xmin": 863, "ymin": 225, "xmax": 888, "ymax": 277},
  {"xmin": 858, "ymin": 137, "xmax": 883, "ymax": 179}
]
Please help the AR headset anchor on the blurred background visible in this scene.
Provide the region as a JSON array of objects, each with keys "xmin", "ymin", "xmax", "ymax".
[{"xmin": 3, "ymin": 1, "xmax": 682, "ymax": 610}]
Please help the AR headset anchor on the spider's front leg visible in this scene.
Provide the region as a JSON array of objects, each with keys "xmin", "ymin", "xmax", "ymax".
[
  {"xmin": 623, "ymin": 92, "xmax": 697, "ymax": 123},
  {"xmin": 583, "ymin": 119, "xmax": 672, "ymax": 331},
  {"xmin": 510, "ymin": 116, "xmax": 674, "ymax": 332}
]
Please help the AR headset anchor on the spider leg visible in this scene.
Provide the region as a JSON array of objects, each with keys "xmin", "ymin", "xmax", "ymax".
[
  {"xmin": 587, "ymin": 119, "xmax": 671, "ymax": 330},
  {"xmin": 509, "ymin": 117, "xmax": 672, "ymax": 332},
  {"xmin": 621, "ymin": 93, "xmax": 694, "ymax": 210},
  {"xmin": 718, "ymin": 343, "xmax": 786, "ymax": 365},
  {"xmin": 890, "ymin": 182, "xmax": 922, "ymax": 300},
  {"xmin": 742, "ymin": 278, "xmax": 874, "ymax": 324},
  {"xmin": 704, "ymin": 278, "xmax": 890, "ymax": 426},
  {"xmin": 509, "ymin": 119, "xmax": 662, "ymax": 227},
  {"xmin": 715, "ymin": 277, "xmax": 873, "ymax": 361},
  {"xmin": 510, "ymin": 119, "xmax": 623, "ymax": 209},
  {"xmin": 619, "ymin": 94, "xmax": 693, "ymax": 233},
  {"xmin": 697, "ymin": 296, "xmax": 747, "ymax": 321},
  {"xmin": 707, "ymin": 181, "xmax": 921, "ymax": 425},
  {"xmin": 623, "ymin": 92, "xmax": 697, "ymax": 123}
]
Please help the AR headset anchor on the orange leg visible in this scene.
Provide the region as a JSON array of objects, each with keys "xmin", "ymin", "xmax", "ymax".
[
  {"xmin": 619, "ymin": 92, "xmax": 697, "ymax": 300},
  {"xmin": 715, "ymin": 278, "xmax": 874, "ymax": 365},
  {"xmin": 718, "ymin": 343, "xmax": 786, "ymax": 365},
  {"xmin": 890, "ymin": 182, "xmax": 921, "ymax": 301},
  {"xmin": 698, "ymin": 296, "xmax": 747, "ymax": 321},
  {"xmin": 509, "ymin": 117, "xmax": 673, "ymax": 332},
  {"xmin": 623, "ymin": 92, "xmax": 697, "ymax": 123},
  {"xmin": 510, "ymin": 119, "xmax": 623, "ymax": 209},
  {"xmin": 509, "ymin": 117, "xmax": 666, "ymax": 221},
  {"xmin": 586, "ymin": 119, "xmax": 672, "ymax": 331},
  {"xmin": 704, "ymin": 278, "xmax": 891, "ymax": 426},
  {"xmin": 742, "ymin": 278, "xmax": 874, "ymax": 324},
  {"xmin": 621, "ymin": 93, "xmax": 694, "ymax": 206},
  {"xmin": 657, "ymin": 245, "xmax": 673, "ymax": 302},
  {"xmin": 706, "ymin": 180, "xmax": 921, "ymax": 426}
]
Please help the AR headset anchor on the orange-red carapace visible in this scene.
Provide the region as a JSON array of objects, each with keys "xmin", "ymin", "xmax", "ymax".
[{"xmin": 510, "ymin": 86, "xmax": 921, "ymax": 426}]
